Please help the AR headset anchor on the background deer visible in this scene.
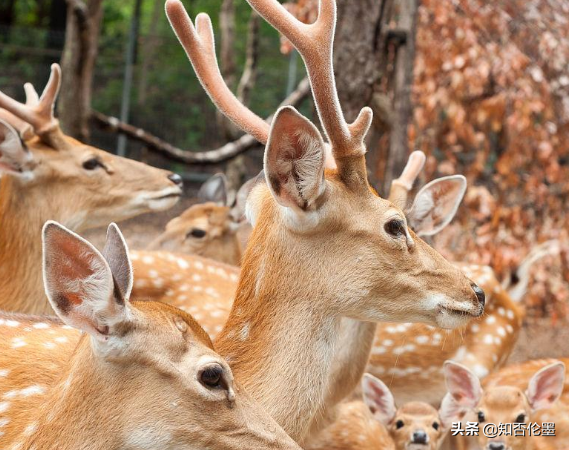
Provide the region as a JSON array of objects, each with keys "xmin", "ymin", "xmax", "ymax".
[
  {"xmin": 480, "ymin": 358, "xmax": 569, "ymax": 450},
  {"xmin": 364, "ymin": 153, "xmax": 560, "ymax": 406},
  {"xmin": 444, "ymin": 360, "xmax": 566, "ymax": 450},
  {"xmin": 305, "ymin": 373, "xmax": 458, "ymax": 450},
  {"xmin": 0, "ymin": 64, "xmax": 183, "ymax": 315},
  {"xmin": 166, "ymin": 0, "xmax": 483, "ymax": 444},
  {"xmin": 147, "ymin": 173, "xmax": 254, "ymax": 265},
  {"xmin": 0, "ymin": 222, "xmax": 300, "ymax": 450}
]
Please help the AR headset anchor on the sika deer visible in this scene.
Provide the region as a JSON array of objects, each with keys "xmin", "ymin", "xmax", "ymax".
[
  {"xmin": 147, "ymin": 174, "xmax": 255, "ymax": 265},
  {"xmin": 305, "ymin": 373, "xmax": 458, "ymax": 450},
  {"xmin": 166, "ymin": 0, "xmax": 483, "ymax": 443},
  {"xmin": 0, "ymin": 64, "xmax": 183, "ymax": 314},
  {"xmin": 444, "ymin": 360, "xmax": 566, "ymax": 450},
  {"xmin": 0, "ymin": 222, "xmax": 300, "ymax": 450}
]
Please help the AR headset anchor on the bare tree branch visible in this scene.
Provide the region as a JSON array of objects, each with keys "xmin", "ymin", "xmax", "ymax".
[{"xmin": 91, "ymin": 78, "xmax": 311, "ymax": 165}]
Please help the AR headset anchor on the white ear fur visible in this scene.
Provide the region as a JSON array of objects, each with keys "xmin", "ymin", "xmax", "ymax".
[
  {"xmin": 526, "ymin": 362, "xmax": 565, "ymax": 411},
  {"xmin": 42, "ymin": 221, "xmax": 130, "ymax": 341},
  {"xmin": 198, "ymin": 173, "xmax": 230, "ymax": 206},
  {"xmin": 443, "ymin": 361, "xmax": 482, "ymax": 409},
  {"xmin": 407, "ymin": 175, "xmax": 467, "ymax": 237},
  {"xmin": 0, "ymin": 120, "xmax": 35, "ymax": 176},
  {"xmin": 439, "ymin": 392, "xmax": 465, "ymax": 429},
  {"xmin": 362, "ymin": 373, "xmax": 397, "ymax": 425},
  {"xmin": 264, "ymin": 106, "xmax": 326, "ymax": 213}
]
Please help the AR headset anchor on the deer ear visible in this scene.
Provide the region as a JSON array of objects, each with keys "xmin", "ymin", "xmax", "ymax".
[
  {"xmin": 265, "ymin": 106, "xmax": 326, "ymax": 212},
  {"xmin": 0, "ymin": 120, "xmax": 35, "ymax": 176},
  {"xmin": 439, "ymin": 392, "xmax": 465, "ymax": 429},
  {"xmin": 362, "ymin": 373, "xmax": 397, "ymax": 425},
  {"xmin": 198, "ymin": 173, "xmax": 229, "ymax": 206},
  {"xmin": 407, "ymin": 175, "xmax": 467, "ymax": 237},
  {"xmin": 526, "ymin": 362, "xmax": 565, "ymax": 411},
  {"xmin": 42, "ymin": 221, "xmax": 130, "ymax": 341},
  {"xmin": 101, "ymin": 223, "xmax": 133, "ymax": 303},
  {"xmin": 231, "ymin": 174, "xmax": 263, "ymax": 222},
  {"xmin": 443, "ymin": 361, "xmax": 482, "ymax": 409}
]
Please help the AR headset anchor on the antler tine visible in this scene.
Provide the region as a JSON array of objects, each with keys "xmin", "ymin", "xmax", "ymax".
[
  {"xmin": 246, "ymin": 0, "xmax": 373, "ymax": 159},
  {"xmin": 388, "ymin": 151, "xmax": 426, "ymax": 207},
  {"xmin": 0, "ymin": 63, "xmax": 60, "ymax": 138},
  {"xmin": 24, "ymin": 83, "xmax": 40, "ymax": 106},
  {"xmin": 165, "ymin": 0, "xmax": 270, "ymax": 145}
]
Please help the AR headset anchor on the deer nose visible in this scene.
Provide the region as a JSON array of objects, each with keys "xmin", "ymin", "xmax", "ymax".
[
  {"xmin": 471, "ymin": 282, "xmax": 485, "ymax": 307},
  {"xmin": 412, "ymin": 430, "xmax": 428, "ymax": 444},
  {"xmin": 489, "ymin": 443, "xmax": 505, "ymax": 450},
  {"xmin": 168, "ymin": 173, "xmax": 184, "ymax": 188}
]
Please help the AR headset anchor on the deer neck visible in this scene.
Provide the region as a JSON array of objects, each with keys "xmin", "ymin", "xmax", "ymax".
[
  {"xmin": 215, "ymin": 218, "xmax": 370, "ymax": 443},
  {"xmin": 0, "ymin": 178, "xmax": 52, "ymax": 314},
  {"xmin": 217, "ymin": 287, "xmax": 340, "ymax": 443}
]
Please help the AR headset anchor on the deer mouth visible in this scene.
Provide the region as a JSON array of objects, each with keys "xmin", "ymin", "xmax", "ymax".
[{"xmin": 436, "ymin": 302, "xmax": 482, "ymax": 329}]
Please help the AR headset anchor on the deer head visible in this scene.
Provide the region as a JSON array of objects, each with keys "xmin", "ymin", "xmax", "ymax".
[
  {"xmin": 166, "ymin": 0, "xmax": 484, "ymax": 330},
  {"xmin": 147, "ymin": 173, "xmax": 255, "ymax": 265},
  {"xmin": 443, "ymin": 361, "xmax": 565, "ymax": 450},
  {"xmin": 0, "ymin": 64, "xmax": 183, "ymax": 231},
  {"xmin": 14, "ymin": 221, "xmax": 301, "ymax": 450},
  {"xmin": 362, "ymin": 374, "xmax": 457, "ymax": 450}
]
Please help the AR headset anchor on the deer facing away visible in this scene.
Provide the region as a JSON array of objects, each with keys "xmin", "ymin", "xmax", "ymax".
[{"xmin": 0, "ymin": 222, "xmax": 301, "ymax": 450}]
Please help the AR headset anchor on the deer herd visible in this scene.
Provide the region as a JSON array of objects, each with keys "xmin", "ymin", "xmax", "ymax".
[{"xmin": 0, "ymin": 0, "xmax": 564, "ymax": 449}]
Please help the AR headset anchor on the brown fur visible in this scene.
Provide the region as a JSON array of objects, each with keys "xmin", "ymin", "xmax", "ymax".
[
  {"xmin": 0, "ymin": 302, "xmax": 300, "ymax": 450},
  {"xmin": 305, "ymin": 401, "xmax": 447, "ymax": 450},
  {"xmin": 0, "ymin": 135, "xmax": 181, "ymax": 315},
  {"xmin": 147, "ymin": 202, "xmax": 244, "ymax": 265}
]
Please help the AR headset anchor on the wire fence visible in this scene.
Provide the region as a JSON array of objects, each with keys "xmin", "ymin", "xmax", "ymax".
[{"xmin": 0, "ymin": 22, "xmax": 297, "ymax": 178}]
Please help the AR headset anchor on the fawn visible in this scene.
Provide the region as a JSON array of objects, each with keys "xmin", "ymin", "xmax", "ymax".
[
  {"xmin": 305, "ymin": 373, "xmax": 458, "ymax": 450},
  {"xmin": 444, "ymin": 360, "xmax": 566, "ymax": 450}
]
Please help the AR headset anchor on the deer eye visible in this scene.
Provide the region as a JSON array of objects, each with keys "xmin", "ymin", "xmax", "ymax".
[
  {"xmin": 395, "ymin": 420, "xmax": 404, "ymax": 429},
  {"xmin": 515, "ymin": 413, "xmax": 526, "ymax": 424},
  {"xmin": 199, "ymin": 365, "xmax": 223, "ymax": 388},
  {"xmin": 478, "ymin": 411, "xmax": 485, "ymax": 423},
  {"xmin": 187, "ymin": 228, "xmax": 207, "ymax": 239},
  {"xmin": 82, "ymin": 157, "xmax": 105, "ymax": 171},
  {"xmin": 432, "ymin": 421, "xmax": 440, "ymax": 430},
  {"xmin": 384, "ymin": 219, "xmax": 405, "ymax": 237}
]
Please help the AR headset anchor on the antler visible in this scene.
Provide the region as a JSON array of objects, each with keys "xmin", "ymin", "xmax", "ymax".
[
  {"xmin": 0, "ymin": 64, "xmax": 61, "ymax": 140},
  {"xmin": 245, "ymin": 0, "xmax": 373, "ymax": 161},
  {"xmin": 388, "ymin": 151, "xmax": 426, "ymax": 208},
  {"xmin": 166, "ymin": 1, "xmax": 270, "ymax": 145}
]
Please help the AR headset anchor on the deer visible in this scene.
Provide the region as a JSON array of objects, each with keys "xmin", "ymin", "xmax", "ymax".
[
  {"xmin": 0, "ymin": 64, "xmax": 184, "ymax": 315},
  {"xmin": 0, "ymin": 0, "xmax": 484, "ymax": 445},
  {"xmin": 0, "ymin": 221, "xmax": 301, "ymax": 450},
  {"xmin": 305, "ymin": 373, "xmax": 459, "ymax": 450},
  {"xmin": 443, "ymin": 360, "xmax": 566, "ymax": 450},
  {"xmin": 147, "ymin": 173, "xmax": 254, "ymax": 265},
  {"xmin": 165, "ymin": 0, "xmax": 485, "ymax": 443},
  {"xmin": 361, "ymin": 151, "xmax": 560, "ymax": 407}
]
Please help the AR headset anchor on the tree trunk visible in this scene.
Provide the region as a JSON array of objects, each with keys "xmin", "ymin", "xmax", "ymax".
[
  {"xmin": 137, "ymin": 0, "xmax": 163, "ymax": 106},
  {"xmin": 334, "ymin": 0, "xmax": 418, "ymax": 195},
  {"xmin": 58, "ymin": 0, "xmax": 104, "ymax": 142}
]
